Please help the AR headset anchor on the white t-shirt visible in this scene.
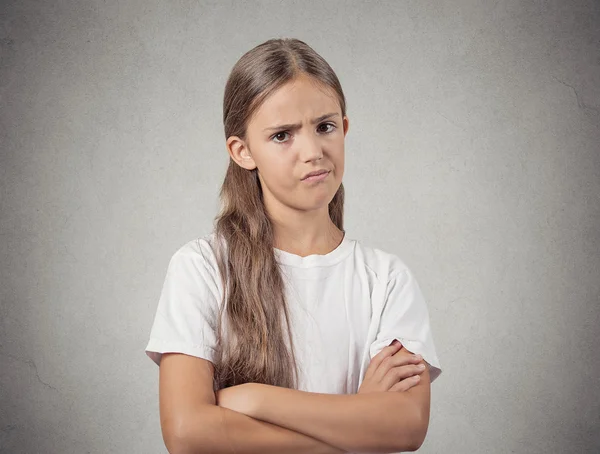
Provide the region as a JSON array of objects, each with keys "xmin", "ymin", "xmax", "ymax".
[{"xmin": 145, "ymin": 230, "xmax": 442, "ymax": 393}]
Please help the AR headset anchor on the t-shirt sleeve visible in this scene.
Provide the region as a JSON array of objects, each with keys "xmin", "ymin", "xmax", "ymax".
[
  {"xmin": 145, "ymin": 242, "xmax": 221, "ymax": 366},
  {"xmin": 369, "ymin": 267, "xmax": 442, "ymax": 383}
]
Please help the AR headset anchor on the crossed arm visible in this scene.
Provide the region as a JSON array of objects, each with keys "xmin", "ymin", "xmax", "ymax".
[
  {"xmin": 161, "ymin": 353, "xmax": 431, "ymax": 454},
  {"xmin": 215, "ymin": 369, "xmax": 431, "ymax": 453}
]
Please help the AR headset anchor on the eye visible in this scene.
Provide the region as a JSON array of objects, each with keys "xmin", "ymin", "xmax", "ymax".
[
  {"xmin": 271, "ymin": 131, "xmax": 290, "ymax": 144},
  {"xmin": 318, "ymin": 122, "xmax": 336, "ymax": 134},
  {"xmin": 270, "ymin": 123, "xmax": 336, "ymax": 144}
]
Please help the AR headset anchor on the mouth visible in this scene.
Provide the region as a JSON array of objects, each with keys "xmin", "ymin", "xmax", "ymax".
[{"xmin": 302, "ymin": 171, "xmax": 330, "ymax": 182}]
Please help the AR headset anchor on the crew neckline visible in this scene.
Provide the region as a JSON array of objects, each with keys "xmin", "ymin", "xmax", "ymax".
[{"xmin": 273, "ymin": 231, "xmax": 354, "ymax": 268}]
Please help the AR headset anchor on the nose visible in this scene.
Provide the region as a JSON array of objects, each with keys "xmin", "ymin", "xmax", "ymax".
[{"xmin": 300, "ymin": 133, "xmax": 324, "ymax": 162}]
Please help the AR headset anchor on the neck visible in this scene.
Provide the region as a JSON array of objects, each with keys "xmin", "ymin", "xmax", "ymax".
[{"xmin": 272, "ymin": 220, "xmax": 344, "ymax": 257}]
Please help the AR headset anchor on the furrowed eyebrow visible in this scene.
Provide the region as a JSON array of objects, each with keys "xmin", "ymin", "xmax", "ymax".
[{"xmin": 263, "ymin": 112, "xmax": 340, "ymax": 132}]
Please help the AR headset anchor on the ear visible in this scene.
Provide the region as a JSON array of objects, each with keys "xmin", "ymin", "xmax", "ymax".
[
  {"xmin": 343, "ymin": 115, "xmax": 349, "ymax": 137},
  {"xmin": 226, "ymin": 136, "xmax": 257, "ymax": 171}
]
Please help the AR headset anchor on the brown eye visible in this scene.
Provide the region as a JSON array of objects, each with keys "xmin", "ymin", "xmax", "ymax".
[
  {"xmin": 318, "ymin": 123, "xmax": 336, "ymax": 133},
  {"xmin": 272, "ymin": 131, "xmax": 290, "ymax": 143}
]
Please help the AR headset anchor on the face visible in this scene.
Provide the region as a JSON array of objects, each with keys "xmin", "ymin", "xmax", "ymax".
[{"xmin": 226, "ymin": 73, "xmax": 349, "ymax": 217}]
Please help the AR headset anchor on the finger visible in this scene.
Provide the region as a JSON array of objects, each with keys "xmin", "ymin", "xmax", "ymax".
[
  {"xmin": 382, "ymin": 364, "xmax": 425, "ymax": 390},
  {"xmin": 389, "ymin": 374, "xmax": 421, "ymax": 393},
  {"xmin": 391, "ymin": 348, "xmax": 424, "ymax": 367},
  {"xmin": 389, "ymin": 379, "xmax": 411, "ymax": 392},
  {"xmin": 395, "ymin": 347, "xmax": 427, "ymax": 368},
  {"xmin": 371, "ymin": 342, "xmax": 405, "ymax": 381},
  {"xmin": 364, "ymin": 341, "xmax": 402, "ymax": 379},
  {"xmin": 364, "ymin": 345, "xmax": 400, "ymax": 380},
  {"xmin": 373, "ymin": 349, "xmax": 413, "ymax": 383}
]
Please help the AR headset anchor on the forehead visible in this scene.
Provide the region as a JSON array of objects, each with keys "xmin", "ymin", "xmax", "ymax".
[{"xmin": 250, "ymin": 75, "xmax": 340, "ymax": 126}]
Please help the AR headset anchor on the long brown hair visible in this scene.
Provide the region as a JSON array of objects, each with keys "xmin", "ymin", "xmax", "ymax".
[{"xmin": 212, "ymin": 38, "xmax": 347, "ymax": 390}]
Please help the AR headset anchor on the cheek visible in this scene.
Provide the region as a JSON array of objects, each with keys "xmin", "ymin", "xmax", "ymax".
[
  {"xmin": 257, "ymin": 149, "xmax": 289, "ymax": 172},
  {"xmin": 333, "ymin": 152, "xmax": 344, "ymax": 176},
  {"xmin": 260, "ymin": 158, "xmax": 296, "ymax": 189},
  {"xmin": 271, "ymin": 158, "xmax": 295, "ymax": 181}
]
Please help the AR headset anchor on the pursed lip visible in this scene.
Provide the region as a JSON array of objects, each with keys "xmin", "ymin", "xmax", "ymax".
[{"xmin": 301, "ymin": 169, "xmax": 330, "ymax": 180}]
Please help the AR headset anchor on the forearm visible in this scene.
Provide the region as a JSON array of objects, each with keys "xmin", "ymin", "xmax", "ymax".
[
  {"xmin": 249, "ymin": 385, "xmax": 422, "ymax": 453},
  {"xmin": 177, "ymin": 404, "xmax": 347, "ymax": 454}
]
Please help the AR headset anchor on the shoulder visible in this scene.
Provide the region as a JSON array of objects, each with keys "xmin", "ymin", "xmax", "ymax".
[
  {"xmin": 353, "ymin": 239, "xmax": 413, "ymax": 283},
  {"xmin": 166, "ymin": 232, "xmax": 225, "ymax": 294},
  {"xmin": 170, "ymin": 232, "xmax": 221, "ymax": 268}
]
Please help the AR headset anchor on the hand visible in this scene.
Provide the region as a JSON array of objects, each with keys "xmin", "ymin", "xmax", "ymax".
[
  {"xmin": 357, "ymin": 339, "xmax": 426, "ymax": 394},
  {"xmin": 215, "ymin": 383, "xmax": 257, "ymax": 416}
]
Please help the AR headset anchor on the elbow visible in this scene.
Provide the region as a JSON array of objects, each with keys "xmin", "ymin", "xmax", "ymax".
[
  {"xmin": 399, "ymin": 427, "xmax": 427, "ymax": 452},
  {"xmin": 405, "ymin": 434, "xmax": 426, "ymax": 452},
  {"xmin": 162, "ymin": 417, "xmax": 196, "ymax": 454},
  {"xmin": 163, "ymin": 434, "xmax": 191, "ymax": 454},
  {"xmin": 394, "ymin": 404, "xmax": 429, "ymax": 452},
  {"xmin": 408, "ymin": 409, "xmax": 430, "ymax": 452},
  {"xmin": 162, "ymin": 412, "xmax": 214, "ymax": 454}
]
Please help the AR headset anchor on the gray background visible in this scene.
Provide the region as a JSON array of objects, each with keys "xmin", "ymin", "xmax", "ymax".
[{"xmin": 1, "ymin": 0, "xmax": 599, "ymax": 453}]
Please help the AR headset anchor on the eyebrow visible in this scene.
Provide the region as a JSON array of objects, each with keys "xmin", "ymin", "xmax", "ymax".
[{"xmin": 263, "ymin": 112, "xmax": 340, "ymax": 132}]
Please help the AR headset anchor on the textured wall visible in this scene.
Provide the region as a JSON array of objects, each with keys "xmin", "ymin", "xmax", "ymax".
[{"xmin": 1, "ymin": 0, "xmax": 599, "ymax": 452}]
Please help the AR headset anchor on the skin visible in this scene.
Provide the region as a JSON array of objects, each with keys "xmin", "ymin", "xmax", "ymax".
[{"xmin": 226, "ymin": 72, "xmax": 349, "ymax": 257}]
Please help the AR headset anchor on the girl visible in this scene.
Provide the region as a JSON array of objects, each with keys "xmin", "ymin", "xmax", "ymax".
[{"xmin": 145, "ymin": 38, "xmax": 442, "ymax": 454}]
